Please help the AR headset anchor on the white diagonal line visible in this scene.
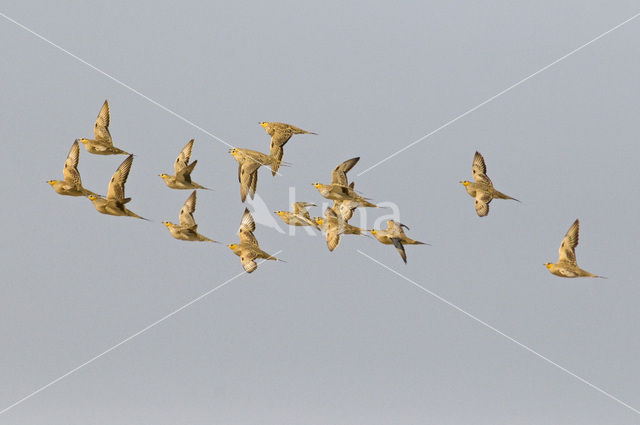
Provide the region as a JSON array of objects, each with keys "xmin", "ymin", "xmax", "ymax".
[
  {"xmin": 357, "ymin": 10, "xmax": 640, "ymax": 177},
  {"xmin": 357, "ymin": 249, "xmax": 640, "ymax": 416},
  {"xmin": 0, "ymin": 12, "xmax": 282, "ymax": 176},
  {"xmin": 0, "ymin": 252, "xmax": 282, "ymax": 416}
]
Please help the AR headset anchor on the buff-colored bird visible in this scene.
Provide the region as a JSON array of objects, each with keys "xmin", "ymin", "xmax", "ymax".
[
  {"xmin": 77, "ymin": 100, "xmax": 130, "ymax": 155},
  {"xmin": 460, "ymin": 151, "xmax": 519, "ymax": 217},
  {"xmin": 87, "ymin": 155, "xmax": 147, "ymax": 220},
  {"xmin": 228, "ymin": 208, "xmax": 283, "ymax": 273},
  {"xmin": 159, "ymin": 139, "xmax": 210, "ymax": 190},
  {"xmin": 370, "ymin": 220, "xmax": 428, "ymax": 264},
  {"xmin": 259, "ymin": 122, "xmax": 316, "ymax": 175},
  {"xmin": 229, "ymin": 148, "xmax": 281, "ymax": 202},
  {"xmin": 312, "ymin": 157, "xmax": 377, "ymax": 207},
  {"xmin": 47, "ymin": 140, "xmax": 99, "ymax": 197},
  {"xmin": 163, "ymin": 191, "xmax": 216, "ymax": 242},
  {"xmin": 314, "ymin": 207, "xmax": 367, "ymax": 252},
  {"xmin": 545, "ymin": 219, "xmax": 605, "ymax": 278},
  {"xmin": 274, "ymin": 202, "xmax": 319, "ymax": 229}
]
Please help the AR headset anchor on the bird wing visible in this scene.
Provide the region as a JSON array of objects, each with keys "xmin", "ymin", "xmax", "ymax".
[
  {"xmin": 239, "ymin": 164, "xmax": 252, "ymax": 202},
  {"xmin": 474, "ymin": 192, "xmax": 491, "ymax": 217},
  {"xmin": 558, "ymin": 219, "xmax": 579, "ymax": 265},
  {"xmin": 472, "ymin": 151, "xmax": 492, "ymax": 185},
  {"xmin": 63, "ymin": 140, "xmax": 82, "ymax": 186},
  {"xmin": 249, "ymin": 171, "xmax": 258, "ymax": 199},
  {"xmin": 331, "ymin": 157, "xmax": 360, "ymax": 185},
  {"xmin": 270, "ymin": 130, "xmax": 293, "ymax": 148},
  {"xmin": 390, "ymin": 237, "xmax": 407, "ymax": 263},
  {"xmin": 106, "ymin": 155, "xmax": 133, "ymax": 201},
  {"xmin": 240, "ymin": 249, "xmax": 258, "ymax": 273},
  {"xmin": 174, "ymin": 139, "xmax": 194, "ymax": 175},
  {"xmin": 176, "ymin": 160, "xmax": 197, "ymax": 183},
  {"xmin": 269, "ymin": 143, "xmax": 284, "ymax": 176},
  {"xmin": 179, "ymin": 190, "xmax": 197, "ymax": 227},
  {"xmin": 326, "ymin": 228, "xmax": 340, "ymax": 251},
  {"xmin": 293, "ymin": 202, "xmax": 315, "ymax": 217},
  {"xmin": 238, "ymin": 208, "xmax": 258, "ymax": 245},
  {"xmin": 93, "ymin": 100, "xmax": 113, "ymax": 146}
]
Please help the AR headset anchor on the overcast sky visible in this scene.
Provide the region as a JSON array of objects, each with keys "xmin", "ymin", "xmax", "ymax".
[{"xmin": 2, "ymin": 1, "xmax": 640, "ymax": 424}]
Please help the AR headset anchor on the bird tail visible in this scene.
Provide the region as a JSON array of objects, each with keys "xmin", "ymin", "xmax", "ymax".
[
  {"xmin": 406, "ymin": 239, "xmax": 431, "ymax": 246},
  {"xmin": 495, "ymin": 190, "xmax": 520, "ymax": 202}
]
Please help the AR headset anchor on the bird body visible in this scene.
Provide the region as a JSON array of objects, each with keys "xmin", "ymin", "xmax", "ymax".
[
  {"xmin": 78, "ymin": 100, "xmax": 130, "ymax": 155},
  {"xmin": 545, "ymin": 219, "xmax": 605, "ymax": 278},
  {"xmin": 460, "ymin": 151, "xmax": 518, "ymax": 217}
]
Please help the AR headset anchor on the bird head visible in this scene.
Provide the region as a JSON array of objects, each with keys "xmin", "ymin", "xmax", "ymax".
[
  {"xmin": 228, "ymin": 148, "xmax": 238, "ymax": 156},
  {"xmin": 314, "ymin": 217, "xmax": 324, "ymax": 226},
  {"xmin": 460, "ymin": 180, "xmax": 470, "ymax": 186},
  {"xmin": 370, "ymin": 229, "xmax": 377, "ymax": 235},
  {"xmin": 259, "ymin": 122, "xmax": 268, "ymax": 129},
  {"xmin": 312, "ymin": 182, "xmax": 322, "ymax": 189},
  {"xmin": 47, "ymin": 180, "xmax": 57, "ymax": 186},
  {"xmin": 274, "ymin": 211, "xmax": 284, "ymax": 216},
  {"xmin": 544, "ymin": 263, "xmax": 553, "ymax": 269},
  {"xmin": 158, "ymin": 174, "xmax": 169, "ymax": 179},
  {"xmin": 78, "ymin": 138, "xmax": 89, "ymax": 144},
  {"xmin": 162, "ymin": 221, "xmax": 173, "ymax": 227},
  {"xmin": 228, "ymin": 243, "xmax": 238, "ymax": 250},
  {"xmin": 87, "ymin": 194, "xmax": 98, "ymax": 201}
]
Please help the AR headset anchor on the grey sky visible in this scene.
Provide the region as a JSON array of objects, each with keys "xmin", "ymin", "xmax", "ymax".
[{"xmin": 2, "ymin": 1, "xmax": 640, "ymax": 424}]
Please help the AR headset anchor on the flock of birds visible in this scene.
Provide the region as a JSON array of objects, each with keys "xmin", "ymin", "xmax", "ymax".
[{"xmin": 48, "ymin": 100, "xmax": 605, "ymax": 278}]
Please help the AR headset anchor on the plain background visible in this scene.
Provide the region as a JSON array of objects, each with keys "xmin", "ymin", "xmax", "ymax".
[{"xmin": 2, "ymin": 1, "xmax": 640, "ymax": 424}]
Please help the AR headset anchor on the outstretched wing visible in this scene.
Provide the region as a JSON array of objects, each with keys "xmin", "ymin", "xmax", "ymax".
[
  {"xmin": 472, "ymin": 151, "xmax": 492, "ymax": 185},
  {"xmin": 63, "ymin": 140, "xmax": 82, "ymax": 187},
  {"xmin": 474, "ymin": 192, "xmax": 491, "ymax": 217},
  {"xmin": 390, "ymin": 237, "xmax": 407, "ymax": 263},
  {"xmin": 176, "ymin": 160, "xmax": 197, "ymax": 183},
  {"xmin": 269, "ymin": 143, "xmax": 284, "ymax": 176},
  {"xmin": 331, "ymin": 157, "xmax": 360, "ymax": 185},
  {"xmin": 240, "ymin": 251, "xmax": 258, "ymax": 273},
  {"xmin": 558, "ymin": 219, "xmax": 579, "ymax": 265},
  {"xmin": 93, "ymin": 100, "xmax": 113, "ymax": 146},
  {"xmin": 270, "ymin": 130, "xmax": 293, "ymax": 148},
  {"xmin": 174, "ymin": 139, "xmax": 194, "ymax": 175},
  {"xmin": 179, "ymin": 190, "xmax": 197, "ymax": 227},
  {"xmin": 326, "ymin": 230, "xmax": 340, "ymax": 252},
  {"xmin": 106, "ymin": 155, "xmax": 133, "ymax": 201},
  {"xmin": 293, "ymin": 201, "xmax": 315, "ymax": 218},
  {"xmin": 238, "ymin": 208, "xmax": 258, "ymax": 245}
]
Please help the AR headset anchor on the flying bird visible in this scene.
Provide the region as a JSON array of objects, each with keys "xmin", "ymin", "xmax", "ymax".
[
  {"xmin": 274, "ymin": 202, "xmax": 319, "ymax": 229},
  {"xmin": 228, "ymin": 208, "xmax": 283, "ymax": 273},
  {"xmin": 229, "ymin": 148, "xmax": 281, "ymax": 202},
  {"xmin": 314, "ymin": 207, "xmax": 367, "ymax": 252},
  {"xmin": 460, "ymin": 151, "xmax": 519, "ymax": 217},
  {"xmin": 87, "ymin": 155, "xmax": 147, "ymax": 220},
  {"xmin": 159, "ymin": 139, "xmax": 210, "ymax": 190},
  {"xmin": 544, "ymin": 219, "xmax": 605, "ymax": 278},
  {"xmin": 47, "ymin": 140, "xmax": 99, "ymax": 197},
  {"xmin": 259, "ymin": 122, "xmax": 316, "ymax": 175},
  {"xmin": 370, "ymin": 220, "xmax": 428, "ymax": 263},
  {"xmin": 312, "ymin": 157, "xmax": 377, "ymax": 208},
  {"xmin": 163, "ymin": 190, "xmax": 216, "ymax": 242},
  {"xmin": 77, "ymin": 100, "xmax": 130, "ymax": 155}
]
